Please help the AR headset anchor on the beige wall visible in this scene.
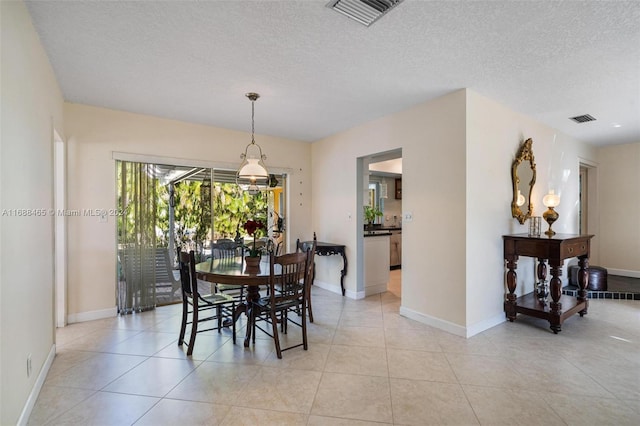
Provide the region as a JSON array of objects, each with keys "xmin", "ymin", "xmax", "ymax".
[
  {"xmin": 597, "ymin": 142, "xmax": 640, "ymax": 276},
  {"xmin": 64, "ymin": 104, "xmax": 312, "ymax": 319},
  {"xmin": 312, "ymin": 90, "xmax": 468, "ymax": 327},
  {"xmin": 0, "ymin": 1, "xmax": 64, "ymax": 423}
]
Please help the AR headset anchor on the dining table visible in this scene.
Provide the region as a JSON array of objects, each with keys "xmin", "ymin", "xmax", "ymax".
[{"xmin": 196, "ymin": 255, "xmax": 274, "ymax": 347}]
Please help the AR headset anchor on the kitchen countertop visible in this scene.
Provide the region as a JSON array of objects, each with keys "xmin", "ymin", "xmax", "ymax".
[
  {"xmin": 363, "ymin": 225, "xmax": 401, "ymax": 237},
  {"xmin": 364, "ymin": 231, "xmax": 391, "ymax": 237}
]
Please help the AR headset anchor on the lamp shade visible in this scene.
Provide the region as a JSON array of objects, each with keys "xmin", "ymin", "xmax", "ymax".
[
  {"xmin": 238, "ymin": 157, "xmax": 268, "ymax": 179},
  {"xmin": 542, "ymin": 190, "xmax": 560, "ymax": 208},
  {"xmin": 516, "ymin": 190, "xmax": 525, "ymax": 206}
]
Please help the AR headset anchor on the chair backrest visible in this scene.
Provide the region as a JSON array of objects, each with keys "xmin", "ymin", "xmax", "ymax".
[
  {"xmin": 295, "ymin": 232, "xmax": 317, "ymax": 254},
  {"xmin": 178, "ymin": 250, "xmax": 198, "ymax": 298},
  {"xmin": 154, "ymin": 247, "xmax": 180, "ymax": 288},
  {"xmin": 268, "ymin": 251, "xmax": 310, "ymax": 307},
  {"xmin": 210, "ymin": 240, "xmax": 243, "ymax": 271},
  {"xmin": 296, "ymin": 234, "xmax": 317, "ymax": 284}
]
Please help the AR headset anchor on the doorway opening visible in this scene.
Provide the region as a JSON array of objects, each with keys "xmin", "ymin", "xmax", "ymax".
[
  {"xmin": 579, "ymin": 162, "xmax": 597, "ymax": 235},
  {"xmin": 54, "ymin": 130, "xmax": 67, "ymax": 328},
  {"xmin": 358, "ymin": 149, "xmax": 402, "ymax": 299}
]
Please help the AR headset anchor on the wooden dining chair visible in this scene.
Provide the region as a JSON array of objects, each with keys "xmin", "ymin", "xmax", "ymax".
[
  {"xmin": 210, "ymin": 240, "xmax": 245, "ymax": 302},
  {"xmin": 178, "ymin": 250, "xmax": 236, "ymax": 355},
  {"xmin": 295, "ymin": 234, "xmax": 317, "ymax": 322},
  {"xmin": 250, "ymin": 250, "xmax": 312, "ymax": 358}
]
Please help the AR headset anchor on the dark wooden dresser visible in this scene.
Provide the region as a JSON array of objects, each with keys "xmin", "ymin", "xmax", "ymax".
[{"xmin": 503, "ymin": 233, "xmax": 594, "ymax": 333}]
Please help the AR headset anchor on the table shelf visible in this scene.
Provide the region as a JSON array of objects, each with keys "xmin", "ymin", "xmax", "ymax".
[{"xmin": 507, "ymin": 292, "xmax": 587, "ymax": 323}]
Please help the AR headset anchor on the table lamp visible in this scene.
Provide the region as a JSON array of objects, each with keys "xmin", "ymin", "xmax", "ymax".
[{"xmin": 542, "ymin": 190, "xmax": 560, "ymax": 236}]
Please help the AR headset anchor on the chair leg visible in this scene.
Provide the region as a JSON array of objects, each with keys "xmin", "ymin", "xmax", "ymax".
[
  {"xmin": 271, "ymin": 310, "xmax": 282, "ymax": 359},
  {"xmin": 307, "ymin": 293, "xmax": 314, "ymax": 323},
  {"xmin": 251, "ymin": 306, "xmax": 257, "ymax": 344},
  {"xmin": 178, "ymin": 300, "xmax": 188, "ymax": 346},
  {"xmin": 187, "ymin": 306, "xmax": 198, "ymax": 356},
  {"xmin": 232, "ymin": 303, "xmax": 236, "ymax": 344},
  {"xmin": 302, "ymin": 300, "xmax": 308, "ymax": 350},
  {"xmin": 217, "ymin": 305, "xmax": 222, "ymax": 333}
]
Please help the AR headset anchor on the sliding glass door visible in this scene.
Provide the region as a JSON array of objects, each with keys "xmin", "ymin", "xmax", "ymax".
[
  {"xmin": 116, "ymin": 160, "xmax": 287, "ymax": 313},
  {"xmin": 116, "ymin": 161, "xmax": 159, "ymax": 313}
]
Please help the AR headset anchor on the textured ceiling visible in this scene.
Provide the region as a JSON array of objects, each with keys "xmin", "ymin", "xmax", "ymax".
[{"xmin": 25, "ymin": 0, "xmax": 640, "ymax": 146}]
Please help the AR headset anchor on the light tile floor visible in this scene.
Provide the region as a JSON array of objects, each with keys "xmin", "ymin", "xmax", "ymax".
[{"xmin": 29, "ymin": 271, "xmax": 640, "ymax": 425}]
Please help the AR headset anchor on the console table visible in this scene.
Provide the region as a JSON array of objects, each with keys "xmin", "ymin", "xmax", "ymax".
[
  {"xmin": 299, "ymin": 238, "xmax": 348, "ymax": 296},
  {"xmin": 503, "ymin": 233, "xmax": 594, "ymax": 333}
]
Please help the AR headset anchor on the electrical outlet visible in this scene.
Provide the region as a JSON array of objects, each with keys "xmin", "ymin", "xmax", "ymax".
[{"xmin": 27, "ymin": 354, "xmax": 32, "ymax": 377}]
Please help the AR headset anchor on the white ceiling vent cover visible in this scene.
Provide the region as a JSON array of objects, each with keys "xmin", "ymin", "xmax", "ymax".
[{"xmin": 328, "ymin": 0, "xmax": 404, "ymax": 27}]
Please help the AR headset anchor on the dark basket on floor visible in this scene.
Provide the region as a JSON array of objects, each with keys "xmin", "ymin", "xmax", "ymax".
[{"xmin": 568, "ymin": 265, "xmax": 608, "ymax": 291}]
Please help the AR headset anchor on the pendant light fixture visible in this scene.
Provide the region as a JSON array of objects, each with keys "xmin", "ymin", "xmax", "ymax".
[{"xmin": 236, "ymin": 92, "xmax": 268, "ymax": 195}]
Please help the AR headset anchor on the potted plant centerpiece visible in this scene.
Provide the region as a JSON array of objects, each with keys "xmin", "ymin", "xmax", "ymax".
[
  {"xmin": 243, "ymin": 219, "xmax": 265, "ymax": 270},
  {"xmin": 364, "ymin": 205, "xmax": 383, "ymax": 230}
]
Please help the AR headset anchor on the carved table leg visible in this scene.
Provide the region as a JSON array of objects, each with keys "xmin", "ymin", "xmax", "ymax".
[
  {"xmin": 242, "ymin": 285, "xmax": 261, "ymax": 347},
  {"xmin": 536, "ymin": 258, "xmax": 548, "ymax": 301},
  {"xmin": 339, "ymin": 249, "xmax": 347, "ymax": 296},
  {"xmin": 549, "ymin": 262, "xmax": 563, "ymax": 334},
  {"xmin": 504, "ymin": 255, "xmax": 518, "ymax": 321},
  {"xmin": 578, "ymin": 256, "xmax": 590, "ymax": 316}
]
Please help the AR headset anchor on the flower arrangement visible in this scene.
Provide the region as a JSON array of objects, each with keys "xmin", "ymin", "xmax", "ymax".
[{"xmin": 243, "ymin": 219, "xmax": 266, "ymax": 257}]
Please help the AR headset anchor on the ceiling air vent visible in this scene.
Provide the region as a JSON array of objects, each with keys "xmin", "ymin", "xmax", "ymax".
[
  {"xmin": 328, "ymin": 0, "xmax": 404, "ymax": 27},
  {"xmin": 569, "ymin": 114, "xmax": 596, "ymax": 123}
]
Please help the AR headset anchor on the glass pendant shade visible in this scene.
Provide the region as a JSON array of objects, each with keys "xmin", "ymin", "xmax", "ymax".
[
  {"xmin": 236, "ymin": 92, "xmax": 268, "ymax": 194},
  {"xmin": 237, "ymin": 151, "xmax": 268, "ymax": 195},
  {"xmin": 542, "ymin": 190, "xmax": 560, "ymax": 208}
]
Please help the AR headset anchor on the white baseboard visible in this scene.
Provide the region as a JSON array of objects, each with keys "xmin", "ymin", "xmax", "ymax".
[
  {"xmin": 313, "ymin": 280, "xmax": 357, "ymax": 298},
  {"xmin": 364, "ymin": 284, "xmax": 387, "ymax": 297},
  {"xmin": 399, "ymin": 306, "xmax": 467, "ymax": 337},
  {"xmin": 466, "ymin": 313, "xmax": 506, "ymax": 338},
  {"xmin": 67, "ymin": 306, "xmax": 117, "ymax": 324},
  {"xmin": 397, "ymin": 307, "xmax": 505, "ymax": 338},
  {"xmin": 18, "ymin": 344, "xmax": 56, "ymax": 426},
  {"xmin": 606, "ymin": 268, "xmax": 640, "ymax": 279}
]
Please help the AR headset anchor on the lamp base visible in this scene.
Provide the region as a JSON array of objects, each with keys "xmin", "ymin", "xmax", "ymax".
[{"xmin": 543, "ymin": 207, "xmax": 559, "ymax": 237}]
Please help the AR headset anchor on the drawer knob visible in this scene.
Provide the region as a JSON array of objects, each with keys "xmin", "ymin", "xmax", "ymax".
[{"xmin": 568, "ymin": 247, "xmax": 574, "ymax": 253}]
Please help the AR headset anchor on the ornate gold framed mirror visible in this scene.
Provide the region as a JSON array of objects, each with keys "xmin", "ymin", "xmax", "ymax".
[{"xmin": 511, "ymin": 138, "xmax": 536, "ymax": 224}]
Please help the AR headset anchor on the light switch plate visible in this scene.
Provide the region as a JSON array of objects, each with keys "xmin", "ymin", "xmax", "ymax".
[{"xmin": 404, "ymin": 212, "xmax": 413, "ymax": 222}]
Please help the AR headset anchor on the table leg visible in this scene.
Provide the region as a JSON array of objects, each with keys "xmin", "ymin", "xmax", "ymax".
[
  {"xmin": 243, "ymin": 285, "xmax": 261, "ymax": 347},
  {"xmin": 577, "ymin": 256, "xmax": 589, "ymax": 316},
  {"xmin": 339, "ymin": 249, "xmax": 347, "ymax": 296},
  {"xmin": 504, "ymin": 255, "xmax": 518, "ymax": 321},
  {"xmin": 536, "ymin": 258, "xmax": 548, "ymax": 301},
  {"xmin": 549, "ymin": 261, "xmax": 563, "ymax": 334}
]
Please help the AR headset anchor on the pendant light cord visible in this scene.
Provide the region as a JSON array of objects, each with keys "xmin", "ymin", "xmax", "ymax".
[{"xmin": 251, "ymin": 99, "xmax": 255, "ymax": 144}]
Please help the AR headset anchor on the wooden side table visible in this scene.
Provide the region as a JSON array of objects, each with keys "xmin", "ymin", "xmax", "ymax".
[{"xmin": 503, "ymin": 233, "xmax": 594, "ymax": 333}]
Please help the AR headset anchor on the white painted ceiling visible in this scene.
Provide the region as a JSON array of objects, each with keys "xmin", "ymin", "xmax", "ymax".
[{"xmin": 26, "ymin": 0, "xmax": 640, "ymax": 146}]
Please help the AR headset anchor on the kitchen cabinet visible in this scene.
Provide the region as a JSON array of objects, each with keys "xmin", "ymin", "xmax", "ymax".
[
  {"xmin": 390, "ymin": 230, "xmax": 401, "ymax": 269},
  {"xmin": 395, "ymin": 178, "xmax": 402, "ymax": 199},
  {"xmin": 364, "ymin": 234, "xmax": 390, "ymax": 296}
]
